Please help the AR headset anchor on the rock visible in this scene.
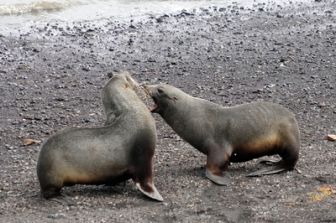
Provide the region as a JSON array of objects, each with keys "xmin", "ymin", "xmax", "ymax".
[
  {"xmin": 82, "ymin": 67, "xmax": 90, "ymax": 71},
  {"xmin": 47, "ymin": 213, "xmax": 66, "ymax": 219},
  {"xmin": 147, "ymin": 58, "xmax": 156, "ymax": 62},
  {"xmin": 156, "ymin": 14, "xmax": 169, "ymax": 23}
]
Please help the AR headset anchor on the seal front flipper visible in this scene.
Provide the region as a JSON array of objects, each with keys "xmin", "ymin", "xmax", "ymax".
[
  {"xmin": 205, "ymin": 144, "xmax": 231, "ymax": 185},
  {"xmin": 135, "ymin": 182, "xmax": 163, "ymax": 202},
  {"xmin": 205, "ymin": 169, "xmax": 229, "ymax": 186}
]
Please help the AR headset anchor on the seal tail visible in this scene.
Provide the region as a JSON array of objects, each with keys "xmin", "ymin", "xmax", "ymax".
[{"xmin": 135, "ymin": 182, "xmax": 163, "ymax": 202}]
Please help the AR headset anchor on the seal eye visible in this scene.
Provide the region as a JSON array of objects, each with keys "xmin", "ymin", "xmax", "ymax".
[{"xmin": 157, "ymin": 88, "xmax": 164, "ymax": 94}]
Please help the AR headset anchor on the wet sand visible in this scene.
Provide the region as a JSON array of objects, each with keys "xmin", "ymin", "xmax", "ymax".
[{"xmin": 0, "ymin": 1, "xmax": 335, "ymax": 222}]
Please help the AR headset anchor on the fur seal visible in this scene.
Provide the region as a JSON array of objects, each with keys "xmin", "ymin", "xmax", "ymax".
[
  {"xmin": 144, "ymin": 84, "xmax": 300, "ymax": 185},
  {"xmin": 37, "ymin": 72, "xmax": 163, "ymax": 201}
]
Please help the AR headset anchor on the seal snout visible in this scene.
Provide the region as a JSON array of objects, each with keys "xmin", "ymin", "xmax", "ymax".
[
  {"xmin": 142, "ymin": 85, "xmax": 160, "ymax": 113},
  {"xmin": 150, "ymin": 97, "xmax": 160, "ymax": 113}
]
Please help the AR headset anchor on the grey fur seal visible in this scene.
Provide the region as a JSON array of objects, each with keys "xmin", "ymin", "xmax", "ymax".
[
  {"xmin": 144, "ymin": 84, "xmax": 300, "ymax": 185},
  {"xmin": 37, "ymin": 72, "xmax": 163, "ymax": 201}
]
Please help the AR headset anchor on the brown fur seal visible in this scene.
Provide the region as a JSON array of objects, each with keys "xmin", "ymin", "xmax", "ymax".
[
  {"xmin": 37, "ymin": 72, "xmax": 163, "ymax": 201},
  {"xmin": 144, "ymin": 84, "xmax": 300, "ymax": 185}
]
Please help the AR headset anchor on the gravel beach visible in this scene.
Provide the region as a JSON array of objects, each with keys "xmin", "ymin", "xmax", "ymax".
[{"xmin": 0, "ymin": 0, "xmax": 335, "ymax": 222}]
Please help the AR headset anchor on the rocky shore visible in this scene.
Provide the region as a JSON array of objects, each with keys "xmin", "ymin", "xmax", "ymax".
[{"xmin": 0, "ymin": 1, "xmax": 335, "ymax": 222}]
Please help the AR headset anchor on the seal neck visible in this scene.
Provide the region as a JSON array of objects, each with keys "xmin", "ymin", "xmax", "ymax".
[
  {"xmin": 160, "ymin": 96, "xmax": 221, "ymax": 153},
  {"xmin": 102, "ymin": 84, "xmax": 142, "ymax": 124}
]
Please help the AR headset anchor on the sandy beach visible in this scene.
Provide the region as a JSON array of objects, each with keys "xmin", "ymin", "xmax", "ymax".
[{"xmin": 0, "ymin": 0, "xmax": 335, "ymax": 222}]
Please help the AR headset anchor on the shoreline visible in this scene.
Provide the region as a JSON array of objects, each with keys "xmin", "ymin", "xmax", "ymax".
[{"xmin": 0, "ymin": 0, "xmax": 316, "ymax": 36}]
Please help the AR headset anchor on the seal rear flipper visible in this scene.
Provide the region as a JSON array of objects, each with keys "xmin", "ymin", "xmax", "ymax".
[
  {"xmin": 135, "ymin": 182, "xmax": 163, "ymax": 202},
  {"xmin": 205, "ymin": 169, "xmax": 229, "ymax": 186},
  {"xmin": 246, "ymin": 165, "xmax": 287, "ymax": 177},
  {"xmin": 257, "ymin": 159, "xmax": 281, "ymax": 166}
]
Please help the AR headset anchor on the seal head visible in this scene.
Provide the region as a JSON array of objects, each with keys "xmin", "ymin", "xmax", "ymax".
[{"xmin": 144, "ymin": 84, "xmax": 180, "ymax": 114}]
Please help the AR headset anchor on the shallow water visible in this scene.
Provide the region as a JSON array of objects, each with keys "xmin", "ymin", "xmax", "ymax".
[{"xmin": 0, "ymin": 0, "xmax": 313, "ymax": 34}]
